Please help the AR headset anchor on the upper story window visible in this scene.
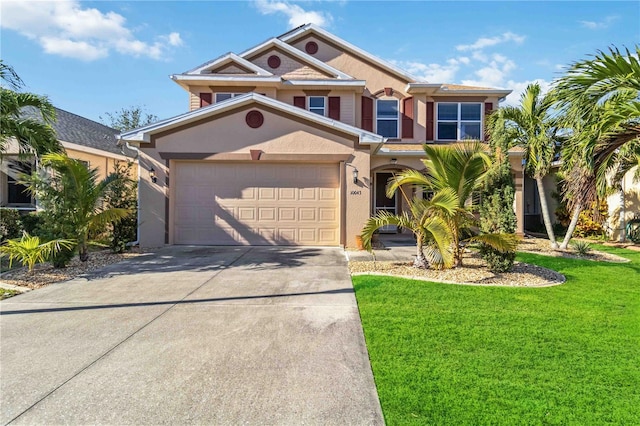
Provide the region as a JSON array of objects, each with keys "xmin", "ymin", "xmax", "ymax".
[
  {"xmin": 376, "ymin": 99, "xmax": 399, "ymax": 138},
  {"xmin": 215, "ymin": 93, "xmax": 241, "ymax": 103},
  {"xmin": 437, "ymin": 103, "xmax": 482, "ymax": 140},
  {"xmin": 308, "ymin": 96, "xmax": 325, "ymax": 116}
]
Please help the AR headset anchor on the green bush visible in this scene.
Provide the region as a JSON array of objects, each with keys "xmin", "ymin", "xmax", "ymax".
[
  {"xmin": 0, "ymin": 208, "xmax": 24, "ymax": 241},
  {"xmin": 571, "ymin": 240, "xmax": 592, "ymax": 257},
  {"xmin": 479, "ymin": 150, "xmax": 517, "ymax": 273},
  {"xmin": 104, "ymin": 161, "xmax": 137, "ymax": 253},
  {"xmin": 19, "ymin": 212, "xmax": 44, "ymax": 236},
  {"xmin": 0, "ymin": 232, "xmax": 74, "ymax": 271}
]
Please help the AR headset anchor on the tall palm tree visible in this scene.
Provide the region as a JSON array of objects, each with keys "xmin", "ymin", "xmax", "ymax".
[
  {"xmin": 493, "ymin": 83, "xmax": 561, "ymax": 248},
  {"xmin": 553, "ymin": 46, "xmax": 640, "ymax": 244},
  {"xmin": 23, "ymin": 153, "xmax": 129, "ymax": 262},
  {"xmin": 0, "ymin": 60, "xmax": 61, "ymax": 156},
  {"xmin": 553, "ymin": 47, "xmax": 640, "ymax": 197},
  {"xmin": 362, "ymin": 142, "xmax": 518, "ymax": 269}
]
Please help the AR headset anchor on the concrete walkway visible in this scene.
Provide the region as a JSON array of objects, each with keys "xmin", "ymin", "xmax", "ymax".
[{"xmin": 0, "ymin": 246, "xmax": 383, "ymax": 425}]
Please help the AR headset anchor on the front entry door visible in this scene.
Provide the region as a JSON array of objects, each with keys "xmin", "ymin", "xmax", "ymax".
[{"xmin": 374, "ymin": 172, "xmax": 398, "ymax": 233}]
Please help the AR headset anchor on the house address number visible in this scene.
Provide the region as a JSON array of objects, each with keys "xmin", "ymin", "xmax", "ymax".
[{"xmin": 350, "ymin": 190, "xmax": 362, "ymax": 195}]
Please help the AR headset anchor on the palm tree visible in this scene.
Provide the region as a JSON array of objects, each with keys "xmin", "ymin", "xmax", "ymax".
[
  {"xmin": 362, "ymin": 142, "xmax": 518, "ymax": 269},
  {"xmin": 0, "ymin": 60, "xmax": 61, "ymax": 156},
  {"xmin": 23, "ymin": 153, "xmax": 129, "ymax": 262},
  {"xmin": 553, "ymin": 46, "xmax": 640, "ymax": 245},
  {"xmin": 361, "ymin": 189, "xmax": 457, "ymax": 268},
  {"xmin": 493, "ymin": 83, "xmax": 561, "ymax": 248}
]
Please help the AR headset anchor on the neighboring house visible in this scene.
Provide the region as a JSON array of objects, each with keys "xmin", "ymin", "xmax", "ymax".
[
  {"xmin": 121, "ymin": 24, "xmax": 527, "ymax": 248},
  {"xmin": 607, "ymin": 167, "xmax": 640, "ymax": 241},
  {"xmin": 0, "ymin": 107, "xmax": 137, "ymax": 211}
]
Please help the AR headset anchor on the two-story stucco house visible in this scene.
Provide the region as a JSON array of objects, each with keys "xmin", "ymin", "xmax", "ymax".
[{"xmin": 121, "ymin": 24, "xmax": 527, "ymax": 248}]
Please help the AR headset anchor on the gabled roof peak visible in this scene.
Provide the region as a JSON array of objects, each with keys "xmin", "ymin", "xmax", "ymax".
[{"xmin": 278, "ymin": 24, "xmax": 420, "ymax": 83}]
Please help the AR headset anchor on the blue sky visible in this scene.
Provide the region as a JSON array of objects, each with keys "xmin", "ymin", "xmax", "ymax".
[{"xmin": 1, "ymin": 1, "xmax": 638, "ymax": 125}]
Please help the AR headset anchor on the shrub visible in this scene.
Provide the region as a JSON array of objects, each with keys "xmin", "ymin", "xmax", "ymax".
[
  {"xmin": 104, "ymin": 161, "xmax": 138, "ymax": 253},
  {"xmin": 19, "ymin": 212, "xmax": 44, "ymax": 236},
  {"xmin": 479, "ymin": 150, "xmax": 517, "ymax": 273},
  {"xmin": 0, "ymin": 208, "xmax": 23, "ymax": 242}
]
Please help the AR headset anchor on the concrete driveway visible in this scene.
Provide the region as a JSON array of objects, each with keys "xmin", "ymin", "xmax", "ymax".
[{"xmin": 0, "ymin": 246, "xmax": 383, "ymax": 425}]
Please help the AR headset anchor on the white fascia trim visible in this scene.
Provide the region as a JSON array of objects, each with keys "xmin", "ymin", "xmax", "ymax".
[
  {"xmin": 171, "ymin": 74, "xmax": 282, "ymax": 83},
  {"xmin": 280, "ymin": 24, "xmax": 419, "ymax": 83},
  {"xmin": 186, "ymin": 52, "xmax": 273, "ymax": 76},
  {"xmin": 282, "ymin": 80, "xmax": 366, "ymax": 87},
  {"xmin": 377, "ymin": 148, "xmax": 426, "ymax": 156},
  {"xmin": 61, "ymin": 141, "xmax": 132, "ymax": 161},
  {"xmin": 119, "ymin": 93, "xmax": 385, "ymax": 145},
  {"xmin": 239, "ymin": 38, "xmax": 353, "ymax": 80},
  {"xmin": 406, "ymin": 83, "xmax": 512, "ymax": 97}
]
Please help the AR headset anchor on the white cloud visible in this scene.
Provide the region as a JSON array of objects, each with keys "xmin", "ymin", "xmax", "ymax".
[
  {"xmin": 580, "ymin": 15, "xmax": 618, "ymax": 29},
  {"xmin": 456, "ymin": 32, "xmax": 525, "ymax": 51},
  {"xmin": 501, "ymin": 79, "xmax": 552, "ymax": 106},
  {"xmin": 390, "ymin": 59, "xmax": 460, "ymax": 83},
  {"xmin": 254, "ymin": 0, "xmax": 332, "ymax": 28},
  {"xmin": 0, "ymin": 0, "xmax": 183, "ymax": 61}
]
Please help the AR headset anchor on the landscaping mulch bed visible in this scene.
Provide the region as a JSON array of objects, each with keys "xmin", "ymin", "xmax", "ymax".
[
  {"xmin": 349, "ymin": 237, "xmax": 630, "ymax": 287},
  {"xmin": 0, "ymin": 250, "xmax": 140, "ymax": 290}
]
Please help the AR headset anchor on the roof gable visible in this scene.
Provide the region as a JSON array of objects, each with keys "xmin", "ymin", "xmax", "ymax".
[
  {"xmin": 120, "ymin": 93, "xmax": 384, "ymax": 144},
  {"xmin": 186, "ymin": 52, "xmax": 272, "ymax": 76},
  {"xmin": 239, "ymin": 38, "xmax": 353, "ymax": 80},
  {"xmin": 279, "ymin": 24, "xmax": 418, "ymax": 83}
]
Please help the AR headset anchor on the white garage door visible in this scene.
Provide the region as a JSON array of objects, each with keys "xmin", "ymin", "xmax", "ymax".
[{"xmin": 173, "ymin": 162, "xmax": 341, "ymax": 246}]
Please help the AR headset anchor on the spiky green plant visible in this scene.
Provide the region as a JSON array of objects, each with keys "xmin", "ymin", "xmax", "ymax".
[
  {"xmin": 570, "ymin": 240, "xmax": 592, "ymax": 257},
  {"xmin": 0, "ymin": 232, "xmax": 74, "ymax": 272}
]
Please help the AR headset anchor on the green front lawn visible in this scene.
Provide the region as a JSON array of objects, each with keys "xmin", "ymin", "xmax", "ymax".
[{"xmin": 353, "ymin": 246, "xmax": 640, "ymax": 425}]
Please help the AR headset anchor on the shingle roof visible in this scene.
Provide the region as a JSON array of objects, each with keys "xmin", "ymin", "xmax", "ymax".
[{"xmin": 21, "ymin": 106, "xmax": 136, "ymax": 157}]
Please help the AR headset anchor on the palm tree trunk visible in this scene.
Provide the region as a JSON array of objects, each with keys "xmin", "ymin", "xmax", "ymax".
[
  {"xmin": 535, "ymin": 176, "xmax": 559, "ymax": 249},
  {"xmin": 414, "ymin": 233, "xmax": 428, "ymax": 268},
  {"xmin": 559, "ymin": 203, "xmax": 582, "ymax": 250}
]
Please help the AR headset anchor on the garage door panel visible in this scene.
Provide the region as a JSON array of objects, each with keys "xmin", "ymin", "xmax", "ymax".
[{"xmin": 173, "ymin": 162, "xmax": 340, "ymax": 246}]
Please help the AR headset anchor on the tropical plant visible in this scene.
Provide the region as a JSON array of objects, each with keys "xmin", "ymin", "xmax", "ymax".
[
  {"xmin": 361, "ymin": 143, "xmax": 519, "ymax": 269},
  {"xmin": 0, "ymin": 232, "xmax": 74, "ymax": 272},
  {"xmin": 104, "ymin": 160, "xmax": 138, "ymax": 252},
  {"xmin": 552, "ymin": 46, "xmax": 640, "ymax": 244},
  {"xmin": 361, "ymin": 189, "xmax": 457, "ymax": 268},
  {"xmin": 22, "ymin": 153, "xmax": 130, "ymax": 263},
  {"xmin": 0, "ymin": 60, "xmax": 61, "ymax": 156},
  {"xmin": 492, "ymin": 83, "xmax": 561, "ymax": 248},
  {"xmin": 570, "ymin": 240, "xmax": 592, "ymax": 257}
]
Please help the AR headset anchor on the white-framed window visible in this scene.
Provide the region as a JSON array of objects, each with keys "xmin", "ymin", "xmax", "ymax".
[
  {"xmin": 436, "ymin": 103, "xmax": 482, "ymax": 140},
  {"xmin": 376, "ymin": 99, "xmax": 399, "ymax": 138},
  {"xmin": 308, "ymin": 96, "xmax": 325, "ymax": 116},
  {"xmin": 215, "ymin": 93, "xmax": 241, "ymax": 103}
]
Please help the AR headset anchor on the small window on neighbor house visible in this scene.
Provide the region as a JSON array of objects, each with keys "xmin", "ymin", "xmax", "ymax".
[
  {"xmin": 215, "ymin": 93, "xmax": 241, "ymax": 103},
  {"xmin": 376, "ymin": 99, "xmax": 399, "ymax": 138},
  {"xmin": 5, "ymin": 160, "xmax": 33, "ymax": 205},
  {"xmin": 437, "ymin": 103, "xmax": 482, "ymax": 140},
  {"xmin": 308, "ymin": 96, "xmax": 325, "ymax": 116}
]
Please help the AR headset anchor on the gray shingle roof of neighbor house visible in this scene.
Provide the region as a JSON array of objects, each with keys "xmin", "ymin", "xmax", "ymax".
[{"xmin": 20, "ymin": 106, "xmax": 137, "ymax": 158}]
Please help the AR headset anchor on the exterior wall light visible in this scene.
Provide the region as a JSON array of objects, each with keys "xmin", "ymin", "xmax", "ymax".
[
  {"xmin": 353, "ymin": 168, "xmax": 359, "ymax": 184},
  {"xmin": 391, "ymin": 158, "xmax": 398, "ymax": 164},
  {"xmin": 149, "ymin": 167, "xmax": 157, "ymax": 183}
]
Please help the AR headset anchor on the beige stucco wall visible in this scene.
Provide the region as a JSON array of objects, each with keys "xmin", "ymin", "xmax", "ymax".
[
  {"xmin": 64, "ymin": 148, "xmax": 137, "ymax": 181},
  {"xmin": 137, "ymin": 106, "xmax": 373, "ymax": 248},
  {"xmin": 607, "ymin": 166, "xmax": 640, "ymax": 240},
  {"xmin": 248, "ymin": 48, "xmax": 332, "ymax": 80},
  {"xmin": 276, "ymin": 90, "xmax": 356, "ymax": 127}
]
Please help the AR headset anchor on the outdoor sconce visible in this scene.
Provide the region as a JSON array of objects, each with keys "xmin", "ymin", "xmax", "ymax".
[
  {"xmin": 149, "ymin": 167, "xmax": 157, "ymax": 183},
  {"xmin": 352, "ymin": 168, "xmax": 359, "ymax": 184},
  {"xmin": 391, "ymin": 158, "xmax": 398, "ymax": 165}
]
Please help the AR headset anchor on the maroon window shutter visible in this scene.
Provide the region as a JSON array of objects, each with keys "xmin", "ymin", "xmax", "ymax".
[
  {"xmin": 426, "ymin": 101, "xmax": 434, "ymax": 140},
  {"xmin": 199, "ymin": 93, "xmax": 212, "ymax": 107},
  {"xmin": 293, "ymin": 96, "xmax": 306, "ymax": 109},
  {"xmin": 401, "ymin": 97, "xmax": 414, "ymax": 139},
  {"xmin": 328, "ymin": 96, "xmax": 340, "ymax": 120},
  {"xmin": 484, "ymin": 102, "xmax": 493, "ymax": 141},
  {"xmin": 361, "ymin": 96, "xmax": 373, "ymax": 131}
]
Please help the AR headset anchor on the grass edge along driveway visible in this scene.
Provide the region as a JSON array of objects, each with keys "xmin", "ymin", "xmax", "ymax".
[{"xmin": 353, "ymin": 246, "xmax": 640, "ymax": 425}]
